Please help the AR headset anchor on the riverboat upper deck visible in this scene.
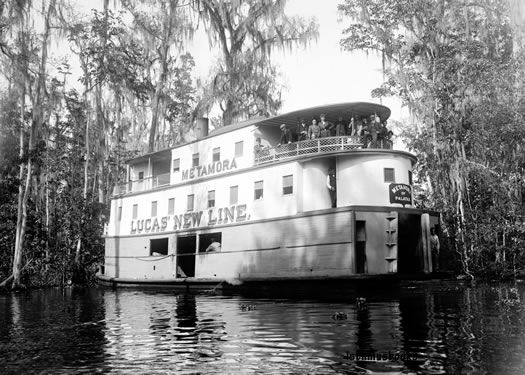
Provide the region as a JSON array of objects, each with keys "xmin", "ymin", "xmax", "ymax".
[{"xmin": 112, "ymin": 102, "xmax": 398, "ymax": 197}]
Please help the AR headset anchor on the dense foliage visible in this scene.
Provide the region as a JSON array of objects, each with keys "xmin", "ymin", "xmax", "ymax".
[
  {"xmin": 339, "ymin": 0, "xmax": 525, "ymax": 278},
  {"xmin": 0, "ymin": 0, "xmax": 316, "ymax": 289}
]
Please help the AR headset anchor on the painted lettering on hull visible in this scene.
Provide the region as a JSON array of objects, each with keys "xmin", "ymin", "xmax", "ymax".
[
  {"xmin": 129, "ymin": 204, "xmax": 248, "ymax": 234},
  {"xmin": 181, "ymin": 158, "xmax": 238, "ymax": 181}
]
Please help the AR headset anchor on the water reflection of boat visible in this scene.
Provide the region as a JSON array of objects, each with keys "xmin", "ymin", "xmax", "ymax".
[{"xmin": 97, "ymin": 103, "xmax": 441, "ymax": 288}]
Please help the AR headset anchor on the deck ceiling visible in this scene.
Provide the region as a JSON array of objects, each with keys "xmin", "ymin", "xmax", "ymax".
[{"xmin": 256, "ymin": 102, "xmax": 391, "ymax": 129}]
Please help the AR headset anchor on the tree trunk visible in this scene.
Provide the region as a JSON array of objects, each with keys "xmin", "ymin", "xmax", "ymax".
[
  {"xmin": 147, "ymin": 1, "xmax": 173, "ymax": 153},
  {"xmin": 12, "ymin": 0, "xmax": 55, "ymax": 289},
  {"xmin": 12, "ymin": 89, "xmax": 26, "ymax": 290}
]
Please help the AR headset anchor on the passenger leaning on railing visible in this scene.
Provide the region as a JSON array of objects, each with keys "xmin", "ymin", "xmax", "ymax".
[
  {"xmin": 254, "ymin": 137, "xmax": 264, "ymax": 156},
  {"xmin": 296, "ymin": 118, "xmax": 309, "ymax": 141},
  {"xmin": 278, "ymin": 124, "xmax": 293, "ymax": 146},
  {"xmin": 254, "ymin": 137, "xmax": 270, "ymax": 158}
]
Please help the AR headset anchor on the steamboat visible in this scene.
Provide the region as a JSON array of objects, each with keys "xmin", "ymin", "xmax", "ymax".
[{"xmin": 97, "ymin": 102, "xmax": 440, "ymax": 288}]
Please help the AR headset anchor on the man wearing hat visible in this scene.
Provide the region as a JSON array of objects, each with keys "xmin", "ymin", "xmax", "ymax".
[
  {"xmin": 319, "ymin": 113, "xmax": 334, "ymax": 137},
  {"xmin": 278, "ymin": 123, "xmax": 293, "ymax": 146}
]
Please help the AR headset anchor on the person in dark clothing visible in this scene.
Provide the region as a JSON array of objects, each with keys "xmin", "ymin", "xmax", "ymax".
[
  {"xmin": 334, "ymin": 116, "xmax": 346, "ymax": 136},
  {"xmin": 278, "ymin": 124, "xmax": 293, "ymax": 146},
  {"xmin": 296, "ymin": 119, "xmax": 309, "ymax": 141},
  {"xmin": 254, "ymin": 137, "xmax": 264, "ymax": 157},
  {"xmin": 319, "ymin": 113, "xmax": 333, "ymax": 137},
  {"xmin": 386, "ymin": 130, "xmax": 394, "ymax": 149},
  {"xmin": 361, "ymin": 118, "xmax": 370, "ymax": 148},
  {"xmin": 326, "ymin": 167, "xmax": 337, "ymax": 208},
  {"xmin": 378, "ymin": 121, "xmax": 388, "ymax": 148}
]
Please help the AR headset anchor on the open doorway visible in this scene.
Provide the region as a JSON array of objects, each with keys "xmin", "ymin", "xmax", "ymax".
[
  {"xmin": 355, "ymin": 221, "xmax": 367, "ymax": 273},
  {"xmin": 398, "ymin": 213, "xmax": 423, "ymax": 273},
  {"xmin": 328, "ymin": 158, "xmax": 337, "ymax": 208},
  {"xmin": 176, "ymin": 235, "xmax": 196, "ymax": 277}
]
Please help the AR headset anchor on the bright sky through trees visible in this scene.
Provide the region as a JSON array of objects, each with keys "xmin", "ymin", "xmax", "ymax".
[{"xmin": 190, "ymin": 0, "xmax": 403, "ymax": 119}]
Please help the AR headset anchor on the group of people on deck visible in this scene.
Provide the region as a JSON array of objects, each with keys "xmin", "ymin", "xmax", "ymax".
[{"xmin": 277, "ymin": 113, "xmax": 394, "ymax": 149}]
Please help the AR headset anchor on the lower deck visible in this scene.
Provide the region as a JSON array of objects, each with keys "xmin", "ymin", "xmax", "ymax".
[{"xmin": 100, "ymin": 206, "xmax": 440, "ymax": 285}]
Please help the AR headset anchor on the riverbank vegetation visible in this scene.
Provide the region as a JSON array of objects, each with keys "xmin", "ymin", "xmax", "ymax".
[
  {"xmin": 0, "ymin": 0, "xmax": 318, "ymax": 289},
  {"xmin": 1, "ymin": 0, "xmax": 524, "ymax": 290},
  {"xmin": 339, "ymin": 0, "xmax": 525, "ymax": 279}
]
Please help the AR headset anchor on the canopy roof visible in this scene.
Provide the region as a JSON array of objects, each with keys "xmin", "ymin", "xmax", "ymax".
[
  {"xmin": 210, "ymin": 102, "xmax": 391, "ymax": 137},
  {"xmin": 129, "ymin": 102, "xmax": 390, "ymax": 163}
]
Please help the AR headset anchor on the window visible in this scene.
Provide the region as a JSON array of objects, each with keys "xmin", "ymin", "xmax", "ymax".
[
  {"xmin": 117, "ymin": 206, "xmax": 122, "ymax": 221},
  {"xmin": 235, "ymin": 141, "xmax": 244, "ymax": 157},
  {"xmin": 208, "ymin": 190, "xmax": 215, "ymax": 208},
  {"xmin": 138, "ymin": 171, "xmax": 144, "ymax": 180},
  {"xmin": 168, "ymin": 198, "xmax": 175, "ymax": 215},
  {"xmin": 384, "ymin": 168, "xmax": 395, "ymax": 183},
  {"xmin": 151, "ymin": 201, "xmax": 157, "ymax": 217},
  {"xmin": 192, "ymin": 153, "xmax": 199, "ymax": 167},
  {"xmin": 230, "ymin": 185, "xmax": 238, "ymax": 205},
  {"xmin": 282, "ymin": 175, "xmax": 293, "ymax": 195},
  {"xmin": 173, "ymin": 158, "xmax": 180, "ymax": 172},
  {"xmin": 132, "ymin": 204, "xmax": 138, "ymax": 219},
  {"xmin": 187, "ymin": 194, "xmax": 194, "ymax": 212},
  {"xmin": 212, "ymin": 147, "xmax": 220, "ymax": 162},
  {"xmin": 150, "ymin": 238, "xmax": 168, "ymax": 256},
  {"xmin": 254, "ymin": 180, "xmax": 263, "ymax": 200},
  {"xmin": 408, "ymin": 170, "xmax": 413, "ymax": 185},
  {"xmin": 198, "ymin": 232, "xmax": 222, "ymax": 253}
]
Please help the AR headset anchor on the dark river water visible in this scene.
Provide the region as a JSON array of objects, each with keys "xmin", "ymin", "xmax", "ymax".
[{"xmin": 1, "ymin": 282, "xmax": 524, "ymax": 374}]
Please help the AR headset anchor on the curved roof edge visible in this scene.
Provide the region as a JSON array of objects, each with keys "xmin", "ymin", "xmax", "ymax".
[
  {"xmin": 209, "ymin": 101, "xmax": 390, "ymax": 137},
  {"xmin": 129, "ymin": 102, "xmax": 390, "ymax": 163}
]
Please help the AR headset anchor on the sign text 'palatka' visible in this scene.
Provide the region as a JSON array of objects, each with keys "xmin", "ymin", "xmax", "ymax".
[{"xmin": 389, "ymin": 183, "xmax": 412, "ymax": 206}]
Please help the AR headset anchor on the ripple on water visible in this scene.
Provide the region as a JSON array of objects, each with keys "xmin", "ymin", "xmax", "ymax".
[{"xmin": 1, "ymin": 285, "xmax": 525, "ymax": 374}]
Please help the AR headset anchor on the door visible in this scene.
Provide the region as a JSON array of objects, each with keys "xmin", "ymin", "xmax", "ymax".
[
  {"xmin": 355, "ymin": 221, "xmax": 367, "ymax": 273},
  {"xmin": 176, "ymin": 235, "xmax": 196, "ymax": 277},
  {"xmin": 397, "ymin": 213, "xmax": 423, "ymax": 273}
]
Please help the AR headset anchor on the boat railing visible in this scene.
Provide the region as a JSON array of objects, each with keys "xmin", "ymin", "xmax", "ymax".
[
  {"xmin": 255, "ymin": 136, "xmax": 391, "ymax": 164},
  {"xmin": 113, "ymin": 172, "xmax": 171, "ymax": 196},
  {"xmin": 112, "ymin": 137, "xmax": 393, "ymax": 196}
]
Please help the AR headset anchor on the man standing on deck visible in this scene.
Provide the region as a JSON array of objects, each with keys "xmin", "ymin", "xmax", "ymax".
[
  {"xmin": 319, "ymin": 113, "xmax": 333, "ymax": 137},
  {"xmin": 308, "ymin": 118, "xmax": 321, "ymax": 139},
  {"xmin": 430, "ymin": 227, "xmax": 440, "ymax": 271},
  {"xmin": 334, "ymin": 116, "xmax": 346, "ymax": 136},
  {"xmin": 296, "ymin": 118, "xmax": 309, "ymax": 141},
  {"xmin": 278, "ymin": 124, "xmax": 293, "ymax": 146},
  {"xmin": 327, "ymin": 167, "xmax": 337, "ymax": 208}
]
